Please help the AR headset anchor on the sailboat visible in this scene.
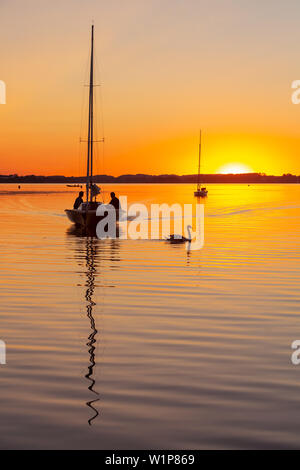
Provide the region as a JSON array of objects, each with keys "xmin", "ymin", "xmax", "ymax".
[
  {"xmin": 194, "ymin": 130, "xmax": 208, "ymax": 197},
  {"xmin": 65, "ymin": 25, "xmax": 117, "ymax": 229}
]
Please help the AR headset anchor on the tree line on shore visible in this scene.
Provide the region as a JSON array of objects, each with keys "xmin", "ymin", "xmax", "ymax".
[{"xmin": 0, "ymin": 173, "xmax": 299, "ymax": 184}]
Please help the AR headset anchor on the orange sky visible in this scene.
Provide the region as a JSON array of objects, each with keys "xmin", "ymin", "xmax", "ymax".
[{"xmin": 1, "ymin": 0, "xmax": 300, "ymax": 176}]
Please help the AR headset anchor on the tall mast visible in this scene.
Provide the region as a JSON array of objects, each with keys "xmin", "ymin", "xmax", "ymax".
[
  {"xmin": 197, "ymin": 129, "xmax": 201, "ymax": 191},
  {"xmin": 86, "ymin": 25, "xmax": 94, "ymax": 203}
]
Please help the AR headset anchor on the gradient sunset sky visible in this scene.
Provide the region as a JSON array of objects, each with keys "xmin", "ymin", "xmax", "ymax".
[{"xmin": 1, "ymin": 0, "xmax": 300, "ymax": 176}]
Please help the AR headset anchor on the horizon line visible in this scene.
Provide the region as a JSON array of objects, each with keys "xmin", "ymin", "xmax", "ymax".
[{"xmin": 0, "ymin": 172, "xmax": 299, "ymax": 178}]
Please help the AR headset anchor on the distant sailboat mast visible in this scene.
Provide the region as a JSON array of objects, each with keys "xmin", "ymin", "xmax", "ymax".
[
  {"xmin": 86, "ymin": 25, "xmax": 94, "ymax": 203},
  {"xmin": 197, "ymin": 129, "xmax": 202, "ymax": 192},
  {"xmin": 194, "ymin": 129, "xmax": 207, "ymax": 197}
]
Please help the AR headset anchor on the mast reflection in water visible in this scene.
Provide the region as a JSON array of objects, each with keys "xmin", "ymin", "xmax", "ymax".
[
  {"xmin": 67, "ymin": 225, "xmax": 122, "ymax": 425},
  {"xmin": 84, "ymin": 237, "xmax": 99, "ymax": 425}
]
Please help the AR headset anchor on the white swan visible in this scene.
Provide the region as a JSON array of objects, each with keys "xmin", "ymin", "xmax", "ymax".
[{"xmin": 165, "ymin": 225, "xmax": 192, "ymax": 244}]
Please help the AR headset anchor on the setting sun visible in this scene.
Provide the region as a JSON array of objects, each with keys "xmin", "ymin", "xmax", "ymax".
[{"xmin": 217, "ymin": 163, "xmax": 254, "ymax": 174}]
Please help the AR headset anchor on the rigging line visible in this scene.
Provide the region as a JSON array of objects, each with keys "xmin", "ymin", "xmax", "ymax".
[
  {"xmin": 86, "ymin": 25, "xmax": 94, "ymax": 201},
  {"xmin": 94, "ymin": 78, "xmax": 99, "ymax": 178},
  {"xmin": 93, "ymin": 86, "xmax": 105, "ymax": 179},
  {"xmin": 78, "ymin": 45, "xmax": 90, "ymax": 178},
  {"xmin": 94, "ymin": 51, "xmax": 105, "ymax": 139},
  {"xmin": 94, "ymin": 44, "xmax": 106, "ymax": 176}
]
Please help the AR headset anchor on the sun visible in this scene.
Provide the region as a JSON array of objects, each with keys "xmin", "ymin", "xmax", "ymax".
[{"xmin": 217, "ymin": 162, "xmax": 254, "ymax": 174}]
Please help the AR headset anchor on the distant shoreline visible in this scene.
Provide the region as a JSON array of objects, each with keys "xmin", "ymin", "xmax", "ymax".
[{"xmin": 0, "ymin": 173, "xmax": 299, "ymax": 184}]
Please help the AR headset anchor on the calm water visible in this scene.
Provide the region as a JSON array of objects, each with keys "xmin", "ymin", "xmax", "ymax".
[{"xmin": 0, "ymin": 183, "xmax": 300, "ymax": 449}]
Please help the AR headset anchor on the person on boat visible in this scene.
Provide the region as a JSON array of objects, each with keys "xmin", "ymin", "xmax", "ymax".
[
  {"xmin": 73, "ymin": 191, "xmax": 84, "ymax": 209},
  {"xmin": 109, "ymin": 192, "xmax": 120, "ymax": 211}
]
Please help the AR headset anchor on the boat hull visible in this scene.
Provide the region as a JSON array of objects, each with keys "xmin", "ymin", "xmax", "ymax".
[
  {"xmin": 194, "ymin": 190, "xmax": 208, "ymax": 197},
  {"xmin": 65, "ymin": 209, "xmax": 88, "ymax": 227},
  {"xmin": 65, "ymin": 207, "xmax": 121, "ymax": 230}
]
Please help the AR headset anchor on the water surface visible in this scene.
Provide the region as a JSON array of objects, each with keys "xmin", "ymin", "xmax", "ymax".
[{"xmin": 0, "ymin": 183, "xmax": 300, "ymax": 449}]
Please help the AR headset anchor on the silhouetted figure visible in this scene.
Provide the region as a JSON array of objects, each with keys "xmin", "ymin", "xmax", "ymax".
[
  {"xmin": 74, "ymin": 191, "xmax": 84, "ymax": 209},
  {"xmin": 18, "ymin": 185, "xmax": 21, "ymax": 190},
  {"xmin": 109, "ymin": 192, "xmax": 120, "ymax": 210}
]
